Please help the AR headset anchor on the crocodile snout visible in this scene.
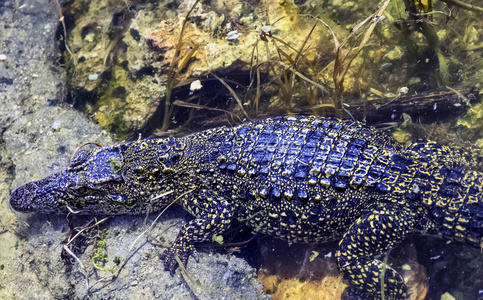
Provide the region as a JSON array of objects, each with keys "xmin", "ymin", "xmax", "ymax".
[{"xmin": 10, "ymin": 183, "xmax": 36, "ymax": 213}]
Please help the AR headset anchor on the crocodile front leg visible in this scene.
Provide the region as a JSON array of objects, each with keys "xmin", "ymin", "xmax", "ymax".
[
  {"xmin": 163, "ymin": 195, "xmax": 234, "ymax": 272},
  {"xmin": 336, "ymin": 204, "xmax": 417, "ymax": 300}
]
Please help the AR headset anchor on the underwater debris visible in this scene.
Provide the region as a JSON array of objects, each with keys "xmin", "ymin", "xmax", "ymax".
[{"xmin": 225, "ymin": 30, "xmax": 243, "ymax": 40}]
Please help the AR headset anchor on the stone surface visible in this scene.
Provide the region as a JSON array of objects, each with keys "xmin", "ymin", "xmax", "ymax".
[{"xmin": 0, "ymin": 1, "xmax": 267, "ymax": 299}]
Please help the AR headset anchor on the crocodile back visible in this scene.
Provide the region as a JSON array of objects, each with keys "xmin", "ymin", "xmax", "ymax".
[{"xmin": 178, "ymin": 115, "xmax": 408, "ymax": 243}]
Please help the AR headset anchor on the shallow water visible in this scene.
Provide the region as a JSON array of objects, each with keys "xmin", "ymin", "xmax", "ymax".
[{"xmin": 1, "ymin": 0, "xmax": 483, "ymax": 299}]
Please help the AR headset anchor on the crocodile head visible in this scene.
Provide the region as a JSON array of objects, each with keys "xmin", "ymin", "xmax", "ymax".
[{"xmin": 10, "ymin": 144, "xmax": 148, "ymax": 215}]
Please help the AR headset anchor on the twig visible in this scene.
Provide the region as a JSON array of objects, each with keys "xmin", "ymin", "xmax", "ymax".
[
  {"xmin": 63, "ymin": 244, "xmax": 89, "ymax": 290},
  {"xmin": 333, "ymin": 0, "xmax": 390, "ymax": 109},
  {"xmin": 94, "ymin": 187, "xmax": 196, "ymax": 286},
  {"xmin": 66, "ymin": 217, "xmax": 109, "ymax": 245},
  {"xmin": 271, "ymin": 14, "xmax": 340, "ymax": 49},
  {"xmin": 274, "ymin": 61, "xmax": 329, "ymax": 93},
  {"xmin": 173, "ymin": 100, "xmax": 240, "ymax": 120},
  {"xmin": 70, "ymin": 142, "xmax": 104, "ymax": 163},
  {"xmin": 215, "ymin": 234, "xmax": 258, "ymax": 248},
  {"xmin": 212, "ymin": 73, "xmax": 249, "ymax": 119},
  {"xmin": 380, "ymin": 250, "xmax": 390, "ymax": 300},
  {"xmin": 441, "ymin": 0, "xmax": 483, "ymax": 13},
  {"xmin": 54, "ymin": 0, "xmax": 76, "ymax": 66},
  {"xmin": 174, "ymin": 255, "xmax": 200, "ymax": 285},
  {"xmin": 161, "ymin": 0, "xmax": 202, "ymax": 132}
]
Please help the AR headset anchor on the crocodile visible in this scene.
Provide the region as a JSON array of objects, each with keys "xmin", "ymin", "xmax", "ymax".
[{"xmin": 9, "ymin": 115, "xmax": 483, "ymax": 299}]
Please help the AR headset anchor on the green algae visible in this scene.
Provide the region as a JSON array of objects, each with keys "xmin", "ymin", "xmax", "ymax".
[{"xmin": 458, "ymin": 103, "xmax": 483, "ymax": 132}]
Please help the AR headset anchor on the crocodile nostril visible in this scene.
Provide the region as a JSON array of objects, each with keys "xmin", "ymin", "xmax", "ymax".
[
  {"xmin": 9, "ymin": 187, "xmax": 28, "ymax": 212},
  {"xmin": 11, "ymin": 187, "xmax": 25, "ymax": 200}
]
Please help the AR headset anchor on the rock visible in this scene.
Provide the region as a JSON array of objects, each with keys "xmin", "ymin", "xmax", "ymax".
[{"xmin": 0, "ymin": 1, "xmax": 267, "ymax": 299}]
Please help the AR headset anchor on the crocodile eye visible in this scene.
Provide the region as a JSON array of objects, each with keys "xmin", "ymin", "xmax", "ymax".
[
  {"xmin": 67, "ymin": 183, "xmax": 89, "ymax": 196},
  {"xmin": 73, "ymin": 186, "xmax": 88, "ymax": 195}
]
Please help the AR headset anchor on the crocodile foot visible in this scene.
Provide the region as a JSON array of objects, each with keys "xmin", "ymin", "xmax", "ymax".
[{"xmin": 163, "ymin": 243, "xmax": 197, "ymax": 273}]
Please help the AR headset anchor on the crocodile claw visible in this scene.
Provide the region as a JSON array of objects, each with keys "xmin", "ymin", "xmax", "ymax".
[{"xmin": 163, "ymin": 243, "xmax": 196, "ymax": 273}]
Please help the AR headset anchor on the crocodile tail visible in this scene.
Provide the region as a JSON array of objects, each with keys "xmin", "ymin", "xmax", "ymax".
[
  {"xmin": 422, "ymin": 165, "xmax": 483, "ymax": 247},
  {"xmin": 406, "ymin": 140, "xmax": 483, "ymax": 171},
  {"xmin": 447, "ymin": 143, "xmax": 483, "ymax": 171}
]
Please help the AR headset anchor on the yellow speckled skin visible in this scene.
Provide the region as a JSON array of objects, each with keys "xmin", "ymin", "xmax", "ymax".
[{"xmin": 10, "ymin": 116, "xmax": 483, "ymax": 300}]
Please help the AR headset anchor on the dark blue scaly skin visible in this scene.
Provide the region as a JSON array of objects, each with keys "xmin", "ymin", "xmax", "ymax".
[{"xmin": 10, "ymin": 115, "xmax": 483, "ymax": 300}]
